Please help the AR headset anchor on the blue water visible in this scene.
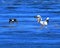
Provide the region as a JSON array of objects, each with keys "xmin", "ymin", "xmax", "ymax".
[{"xmin": 0, "ymin": 0, "xmax": 60, "ymax": 48}]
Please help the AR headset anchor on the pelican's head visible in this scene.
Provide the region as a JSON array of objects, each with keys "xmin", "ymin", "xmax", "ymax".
[
  {"xmin": 35, "ymin": 15, "xmax": 42, "ymax": 23},
  {"xmin": 37, "ymin": 15, "xmax": 41, "ymax": 18},
  {"xmin": 34, "ymin": 15, "xmax": 41, "ymax": 18}
]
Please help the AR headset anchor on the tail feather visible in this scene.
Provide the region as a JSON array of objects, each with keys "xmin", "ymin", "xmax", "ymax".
[{"xmin": 46, "ymin": 17, "xmax": 49, "ymax": 23}]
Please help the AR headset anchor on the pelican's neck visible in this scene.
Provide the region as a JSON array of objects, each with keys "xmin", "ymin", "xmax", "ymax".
[{"xmin": 37, "ymin": 17, "xmax": 42, "ymax": 23}]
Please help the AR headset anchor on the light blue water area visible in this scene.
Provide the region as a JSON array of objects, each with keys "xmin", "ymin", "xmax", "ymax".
[{"xmin": 0, "ymin": 0, "xmax": 60, "ymax": 48}]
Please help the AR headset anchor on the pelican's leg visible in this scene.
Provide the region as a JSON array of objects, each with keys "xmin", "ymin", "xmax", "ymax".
[{"xmin": 40, "ymin": 25, "xmax": 45, "ymax": 29}]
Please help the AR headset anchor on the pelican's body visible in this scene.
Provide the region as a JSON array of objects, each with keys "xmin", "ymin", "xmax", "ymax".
[
  {"xmin": 40, "ymin": 21, "xmax": 47, "ymax": 25},
  {"xmin": 36, "ymin": 15, "xmax": 49, "ymax": 26}
]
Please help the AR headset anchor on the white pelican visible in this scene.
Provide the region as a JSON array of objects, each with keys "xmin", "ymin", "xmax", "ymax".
[{"xmin": 35, "ymin": 15, "xmax": 49, "ymax": 26}]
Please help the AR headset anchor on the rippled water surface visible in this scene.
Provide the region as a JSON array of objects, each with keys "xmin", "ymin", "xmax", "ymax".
[{"xmin": 0, "ymin": 0, "xmax": 60, "ymax": 48}]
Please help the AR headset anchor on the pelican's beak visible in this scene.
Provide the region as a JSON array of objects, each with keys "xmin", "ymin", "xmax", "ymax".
[
  {"xmin": 34, "ymin": 16, "xmax": 39, "ymax": 18},
  {"xmin": 34, "ymin": 16, "xmax": 37, "ymax": 18}
]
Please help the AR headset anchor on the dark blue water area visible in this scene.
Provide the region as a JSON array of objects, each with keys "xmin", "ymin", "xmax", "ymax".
[{"xmin": 0, "ymin": 0, "xmax": 60, "ymax": 48}]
